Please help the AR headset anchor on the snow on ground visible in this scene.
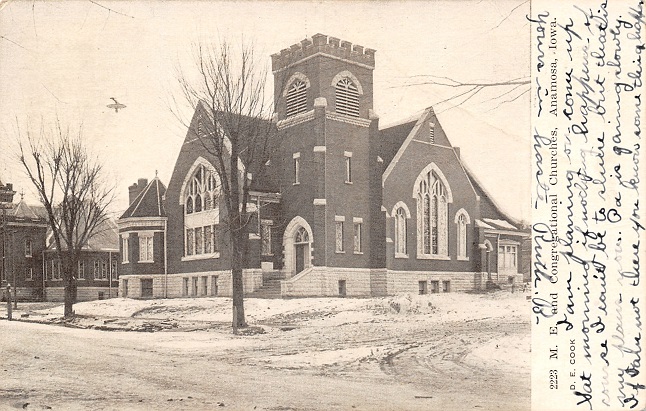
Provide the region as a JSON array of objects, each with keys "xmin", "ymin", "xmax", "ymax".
[
  {"xmin": 465, "ymin": 333, "xmax": 530, "ymax": 371},
  {"xmin": 34, "ymin": 290, "xmax": 528, "ymax": 325},
  {"xmin": 23, "ymin": 290, "xmax": 529, "ymax": 372},
  {"xmin": 1, "ymin": 291, "xmax": 531, "ymax": 410}
]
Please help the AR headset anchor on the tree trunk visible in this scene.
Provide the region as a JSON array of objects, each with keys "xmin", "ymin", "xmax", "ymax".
[
  {"xmin": 63, "ymin": 262, "xmax": 74, "ymax": 317},
  {"xmin": 229, "ymin": 134, "xmax": 247, "ymax": 330},
  {"xmin": 231, "ymin": 233, "xmax": 246, "ymax": 329},
  {"xmin": 62, "ymin": 254, "xmax": 77, "ymax": 317}
]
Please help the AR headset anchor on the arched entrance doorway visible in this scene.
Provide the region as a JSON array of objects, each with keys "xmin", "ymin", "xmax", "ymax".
[{"xmin": 283, "ymin": 216, "xmax": 313, "ymax": 278}]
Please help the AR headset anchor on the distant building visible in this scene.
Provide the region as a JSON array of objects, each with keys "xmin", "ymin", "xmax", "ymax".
[
  {"xmin": 0, "ymin": 184, "xmax": 119, "ymax": 302},
  {"xmin": 43, "ymin": 218, "xmax": 120, "ymax": 301},
  {"xmin": 0, "ymin": 193, "xmax": 48, "ymax": 301},
  {"xmin": 118, "ymin": 33, "xmax": 529, "ymax": 299}
]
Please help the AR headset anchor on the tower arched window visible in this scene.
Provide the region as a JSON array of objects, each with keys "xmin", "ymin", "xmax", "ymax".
[
  {"xmin": 416, "ymin": 170, "xmax": 449, "ymax": 258},
  {"xmin": 286, "ymin": 79, "xmax": 308, "ymax": 117},
  {"xmin": 335, "ymin": 78, "xmax": 360, "ymax": 117}
]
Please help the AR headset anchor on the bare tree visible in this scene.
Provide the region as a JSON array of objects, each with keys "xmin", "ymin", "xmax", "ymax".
[
  {"xmin": 174, "ymin": 40, "xmax": 289, "ymax": 329},
  {"xmin": 396, "ymin": 75, "xmax": 530, "ymax": 113},
  {"xmin": 18, "ymin": 119, "xmax": 115, "ymax": 317}
]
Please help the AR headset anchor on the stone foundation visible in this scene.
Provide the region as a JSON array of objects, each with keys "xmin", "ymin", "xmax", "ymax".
[
  {"xmin": 385, "ymin": 270, "xmax": 477, "ymax": 294},
  {"xmin": 281, "ymin": 267, "xmax": 374, "ymax": 297},
  {"xmin": 281, "ymin": 267, "xmax": 523, "ymax": 297},
  {"xmin": 44, "ymin": 287, "xmax": 119, "ymax": 302},
  {"xmin": 119, "ymin": 269, "xmax": 263, "ymax": 299}
]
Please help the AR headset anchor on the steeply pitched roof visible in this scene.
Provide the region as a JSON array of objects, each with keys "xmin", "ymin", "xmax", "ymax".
[
  {"xmin": 187, "ymin": 102, "xmax": 280, "ymax": 193},
  {"xmin": 378, "ymin": 119, "xmax": 418, "ymax": 167},
  {"xmin": 380, "ymin": 106, "xmax": 524, "ymax": 229},
  {"xmin": 10, "ymin": 199, "xmax": 42, "ymax": 220},
  {"xmin": 120, "ymin": 177, "xmax": 166, "ymax": 219},
  {"xmin": 4, "ymin": 199, "xmax": 47, "ymax": 225}
]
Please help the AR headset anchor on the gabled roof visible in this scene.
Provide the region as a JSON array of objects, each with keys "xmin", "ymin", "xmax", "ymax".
[
  {"xmin": 378, "ymin": 119, "xmax": 418, "ymax": 168},
  {"xmin": 47, "ymin": 218, "xmax": 119, "ymax": 252},
  {"xmin": 120, "ymin": 177, "xmax": 166, "ymax": 219},
  {"xmin": 186, "ymin": 102, "xmax": 280, "ymax": 193},
  {"xmin": 85, "ymin": 218, "xmax": 119, "ymax": 251},
  {"xmin": 379, "ymin": 105, "xmax": 524, "ymax": 230},
  {"xmin": 381, "ymin": 107, "xmax": 434, "ymax": 184}
]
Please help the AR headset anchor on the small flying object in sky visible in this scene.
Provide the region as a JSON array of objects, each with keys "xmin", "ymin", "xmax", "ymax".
[{"xmin": 107, "ymin": 97, "xmax": 126, "ymax": 112}]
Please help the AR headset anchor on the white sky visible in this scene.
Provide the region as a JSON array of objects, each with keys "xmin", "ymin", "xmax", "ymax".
[{"xmin": 0, "ymin": 0, "xmax": 530, "ymax": 222}]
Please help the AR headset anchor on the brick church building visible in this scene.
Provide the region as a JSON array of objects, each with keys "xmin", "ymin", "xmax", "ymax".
[{"xmin": 117, "ymin": 34, "xmax": 529, "ymax": 299}]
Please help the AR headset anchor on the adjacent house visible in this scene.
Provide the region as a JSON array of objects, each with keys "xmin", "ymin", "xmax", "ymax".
[{"xmin": 0, "ymin": 185, "xmax": 120, "ymax": 302}]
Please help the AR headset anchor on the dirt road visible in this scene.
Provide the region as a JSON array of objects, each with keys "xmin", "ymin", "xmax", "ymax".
[{"xmin": 0, "ymin": 293, "xmax": 529, "ymax": 410}]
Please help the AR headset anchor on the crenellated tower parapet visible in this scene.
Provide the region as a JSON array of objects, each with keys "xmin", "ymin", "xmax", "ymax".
[{"xmin": 271, "ymin": 33, "xmax": 376, "ymax": 72}]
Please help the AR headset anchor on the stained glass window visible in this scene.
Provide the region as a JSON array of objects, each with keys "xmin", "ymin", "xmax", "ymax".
[
  {"xmin": 395, "ymin": 207, "xmax": 407, "ymax": 255},
  {"xmin": 335, "ymin": 222, "xmax": 344, "ymax": 252},
  {"xmin": 416, "ymin": 170, "xmax": 448, "ymax": 257}
]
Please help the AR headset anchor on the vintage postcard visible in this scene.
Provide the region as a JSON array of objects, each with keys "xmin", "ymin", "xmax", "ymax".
[{"xmin": 0, "ymin": 1, "xmax": 642, "ymax": 410}]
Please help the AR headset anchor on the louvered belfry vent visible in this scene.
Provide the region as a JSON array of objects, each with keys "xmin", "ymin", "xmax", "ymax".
[
  {"xmin": 335, "ymin": 78, "xmax": 360, "ymax": 117},
  {"xmin": 286, "ymin": 80, "xmax": 308, "ymax": 117}
]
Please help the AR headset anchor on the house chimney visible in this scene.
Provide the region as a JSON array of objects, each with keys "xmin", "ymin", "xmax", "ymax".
[{"xmin": 128, "ymin": 178, "xmax": 148, "ymax": 205}]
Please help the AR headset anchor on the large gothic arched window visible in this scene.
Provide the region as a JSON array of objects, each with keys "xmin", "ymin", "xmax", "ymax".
[
  {"xmin": 415, "ymin": 168, "xmax": 450, "ymax": 258},
  {"xmin": 185, "ymin": 164, "xmax": 218, "ymax": 215},
  {"xmin": 181, "ymin": 159, "xmax": 221, "ymax": 259}
]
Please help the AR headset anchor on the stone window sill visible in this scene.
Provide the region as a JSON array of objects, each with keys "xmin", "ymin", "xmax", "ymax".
[
  {"xmin": 181, "ymin": 252, "xmax": 221, "ymax": 261},
  {"xmin": 416, "ymin": 254, "xmax": 451, "ymax": 260}
]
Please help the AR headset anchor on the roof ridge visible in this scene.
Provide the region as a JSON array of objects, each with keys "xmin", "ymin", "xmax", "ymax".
[
  {"xmin": 461, "ymin": 161, "xmax": 521, "ymax": 226},
  {"xmin": 130, "ymin": 178, "xmax": 155, "ymax": 217},
  {"xmin": 155, "ymin": 177, "xmax": 162, "ymax": 216}
]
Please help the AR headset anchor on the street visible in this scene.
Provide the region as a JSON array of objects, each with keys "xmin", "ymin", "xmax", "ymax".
[{"xmin": 0, "ymin": 293, "xmax": 529, "ymax": 410}]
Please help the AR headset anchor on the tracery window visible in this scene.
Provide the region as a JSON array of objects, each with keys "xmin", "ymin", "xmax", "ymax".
[
  {"xmin": 286, "ymin": 80, "xmax": 308, "ymax": 117},
  {"xmin": 182, "ymin": 159, "xmax": 221, "ymax": 260},
  {"xmin": 184, "ymin": 164, "xmax": 218, "ymax": 216},
  {"xmin": 416, "ymin": 170, "xmax": 448, "ymax": 257},
  {"xmin": 295, "ymin": 226, "xmax": 309, "ymax": 244},
  {"xmin": 335, "ymin": 78, "xmax": 360, "ymax": 117}
]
